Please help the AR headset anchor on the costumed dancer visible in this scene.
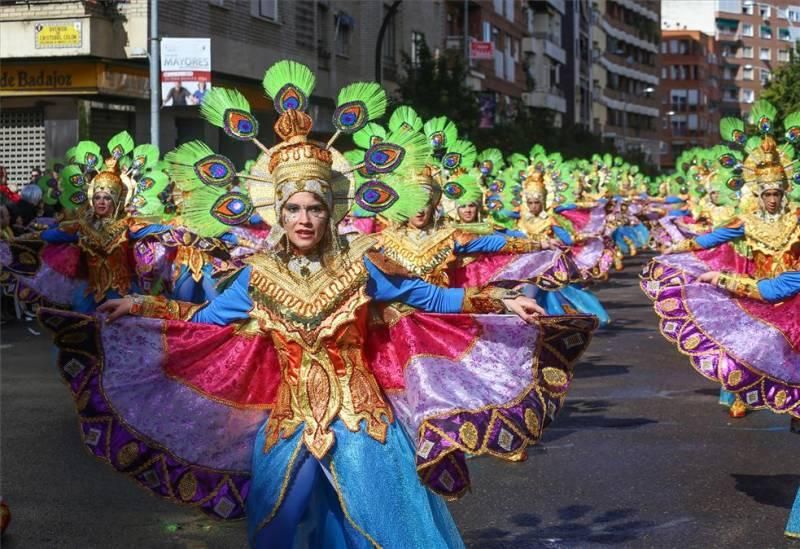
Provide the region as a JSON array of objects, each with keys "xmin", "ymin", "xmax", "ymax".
[
  {"xmin": 39, "ymin": 60, "xmax": 598, "ymax": 548},
  {"xmin": 517, "ymin": 163, "xmax": 610, "ymax": 325}
]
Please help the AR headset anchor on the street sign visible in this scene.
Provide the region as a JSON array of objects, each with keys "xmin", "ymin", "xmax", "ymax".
[
  {"xmin": 470, "ymin": 41, "xmax": 494, "ymax": 60},
  {"xmin": 34, "ymin": 21, "xmax": 82, "ymax": 49}
]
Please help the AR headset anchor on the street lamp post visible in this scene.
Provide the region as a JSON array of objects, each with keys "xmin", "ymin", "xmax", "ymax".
[{"xmin": 149, "ymin": 0, "xmax": 160, "ymax": 149}]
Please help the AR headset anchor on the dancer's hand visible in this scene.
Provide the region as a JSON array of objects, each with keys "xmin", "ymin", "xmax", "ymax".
[
  {"xmin": 697, "ymin": 271, "xmax": 721, "ymax": 286},
  {"xmin": 98, "ymin": 297, "xmax": 133, "ymax": 323},
  {"xmin": 504, "ymin": 296, "xmax": 546, "ymax": 323}
]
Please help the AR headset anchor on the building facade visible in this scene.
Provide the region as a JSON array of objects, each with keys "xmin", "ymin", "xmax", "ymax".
[
  {"xmin": 663, "ymin": 0, "xmax": 800, "ymax": 120},
  {"xmin": 445, "ymin": 0, "xmax": 529, "ymax": 126},
  {"xmin": 0, "ymin": 0, "xmax": 445, "ymax": 182},
  {"xmin": 659, "ymin": 30, "xmax": 721, "ymax": 169},
  {"xmin": 591, "ymin": 0, "xmax": 661, "ymax": 164}
]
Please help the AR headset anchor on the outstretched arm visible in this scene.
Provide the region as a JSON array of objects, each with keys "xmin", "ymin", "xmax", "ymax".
[
  {"xmin": 670, "ymin": 224, "xmax": 744, "ymax": 252},
  {"xmin": 364, "ymin": 256, "xmax": 544, "ymax": 321},
  {"xmin": 99, "ymin": 266, "xmax": 253, "ymax": 325},
  {"xmin": 699, "ymin": 270, "xmax": 800, "ymax": 303}
]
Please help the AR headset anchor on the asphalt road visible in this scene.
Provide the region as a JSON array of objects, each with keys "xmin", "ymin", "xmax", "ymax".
[{"xmin": 1, "ymin": 254, "xmax": 798, "ymax": 548}]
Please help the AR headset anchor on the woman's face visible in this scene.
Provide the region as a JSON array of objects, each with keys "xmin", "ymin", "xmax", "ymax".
[
  {"xmin": 93, "ymin": 192, "xmax": 114, "ymax": 218},
  {"xmin": 457, "ymin": 203, "xmax": 478, "ymax": 223},
  {"xmin": 526, "ymin": 196, "xmax": 543, "ymax": 216},
  {"xmin": 281, "ymin": 191, "xmax": 329, "ymax": 253}
]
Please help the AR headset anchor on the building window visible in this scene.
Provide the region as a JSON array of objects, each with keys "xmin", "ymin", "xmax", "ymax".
[
  {"xmin": 723, "ymin": 88, "xmax": 738, "ymax": 102},
  {"xmin": 687, "ymin": 89, "xmax": 699, "ymax": 105},
  {"xmin": 742, "ymin": 46, "xmax": 754, "ymax": 58},
  {"xmin": 723, "ymin": 66, "xmax": 735, "ymax": 79},
  {"xmin": 257, "ymin": 0, "xmax": 277, "ymax": 20},
  {"xmin": 779, "ymin": 48, "xmax": 791, "ymax": 62},
  {"xmin": 669, "ymin": 39, "xmax": 679, "ymax": 54},
  {"xmin": 504, "ymin": 0, "xmax": 514, "ymax": 22},
  {"xmin": 661, "ymin": 67, "xmax": 668, "ymax": 79},
  {"xmin": 742, "ymin": 23, "xmax": 754, "ymax": 37},
  {"xmin": 761, "ymin": 68, "xmax": 771, "ymax": 84},
  {"xmin": 790, "ymin": 10, "xmax": 800, "ymax": 22},
  {"xmin": 759, "ymin": 4, "xmax": 771, "ymax": 17},
  {"xmin": 382, "ymin": 4, "xmax": 397, "ymax": 65},
  {"xmin": 482, "ymin": 21, "xmax": 492, "ymax": 42},
  {"xmin": 742, "ymin": 66, "xmax": 754, "ymax": 80},
  {"xmin": 742, "ymin": 3, "xmax": 754, "ymax": 15},
  {"xmin": 760, "ymin": 47, "xmax": 771, "ymax": 60},
  {"xmin": 760, "ymin": 25, "xmax": 772, "ymax": 39},
  {"xmin": 410, "ymin": 31, "xmax": 424, "ymax": 67},
  {"xmin": 742, "ymin": 89, "xmax": 755, "ymax": 103},
  {"xmin": 335, "ymin": 13, "xmax": 353, "ymax": 57},
  {"xmin": 780, "ymin": 27, "xmax": 792, "ymax": 41}
]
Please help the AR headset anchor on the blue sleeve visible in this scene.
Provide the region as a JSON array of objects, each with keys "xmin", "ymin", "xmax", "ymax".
[
  {"xmin": 500, "ymin": 229, "xmax": 527, "ymax": 238},
  {"xmin": 695, "ymin": 225, "xmax": 745, "ymax": 248},
  {"xmin": 364, "ymin": 257, "xmax": 464, "ymax": 313},
  {"xmin": 190, "ymin": 266, "xmax": 253, "ymax": 325},
  {"xmin": 454, "ymin": 234, "xmax": 512, "ymax": 254},
  {"xmin": 129, "ymin": 224, "xmax": 173, "ymax": 239},
  {"xmin": 757, "ymin": 271, "xmax": 800, "ymax": 303},
  {"xmin": 553, "ymin": 225, "xmax": 573, "ymax": 245},
  {"xmin": 40, "ymin": 228, "xmax": 78, "ymax": 243},
  {"xmin": 554, "ymin": 204, "xmax": 577, "ymax": 212}
]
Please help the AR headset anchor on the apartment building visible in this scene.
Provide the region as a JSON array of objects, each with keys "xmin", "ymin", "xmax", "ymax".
[
  {"xmin": 663, "ymin": 0, "xmax": 800, "ymax": 119},
  {"xmin": 659, "ymin": 30, "xmax": 721, "ymax": 169},
  {"xmin": 0, "ymin": 0, "xmax": 444, "ymax": 180},
  {"xmin": 445, "ymin": 0, "xmax": 528, "ymax": 125},
  {"xmin": 592, "ymin": 0, "xmax": 661, "ymax": 163}
]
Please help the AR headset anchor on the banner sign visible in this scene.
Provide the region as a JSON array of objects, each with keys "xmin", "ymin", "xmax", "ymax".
[
  {"xmin": 160, "ymin": 37, "xmax": 211, "ymax": 107},
  {"xmin": 470, "ymin": 41, "xmax": 494, "ymax": 60}
]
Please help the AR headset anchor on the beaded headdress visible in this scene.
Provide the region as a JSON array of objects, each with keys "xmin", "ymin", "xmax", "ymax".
[{"xmin": 718, "ymin": 99, "xmax": 800, "ymax": 212}]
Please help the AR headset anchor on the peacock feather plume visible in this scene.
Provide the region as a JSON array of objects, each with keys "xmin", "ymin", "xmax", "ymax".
[
  {"xmin": 442, "ymin": 173, "xmax": 483, "ymax": 207},
  {"xmin": 441, "ymin": 139, "xmax": 477, "ymax": 172},
  {"xmin": 165, "ymin": 141, "xmax": 237, "ymax": 191},
  {"xmin": 352, "ymin": 175, "xmax": 429, "ymax": 222},
  {"xmin": 200, "ymin": 87, "xmax": 260, "ymax": 142},
  {"xmin": 131, "ymin": 144, "xmax": 160, "ymax": 173},
  {"xmin": 362, "ymin": 127, "xmax": 431, "ymax": 177},
  {"xmin": 58, "ymin": 165, "xmax": 89, "ymax": 211},
  {"xmin": 332, "ymin": 82, "xmax": 388, "ymax": 134},
  {"xmin": 130, "ymin": 170, "xmax": 176, "ymax": 219},
  {"xmin": 107, "ymin": 131, "xmax": 135, "ymax": 161},
  {"xmin": 262, "ymin": 60, "xmax": 316, "ymax": 113},
  {"xmin": 785, "ymin": 112, "xmax": 800, "ymax": 144},
  {"xmin": 388, "ymin": 105, "xmax": 424, "ymax": 133},
  {"xmin": 74, "ymin": 141, "xmax": 102, "ymax": 171},
  {"xmin": 177, "ymin": 186, "xmax": 254, "ymax": 238},
  {"xmin": 751, "ymin": 99, "xmax": 778, "ymax": 134},
  {"xmin": 423, "ymin": 116, "xmax": 458, "ymax": 151},
  {"xmin": 352, "ymin": 122, "xmax": 387, "ymax": 151},
  {"xmin": 720, "ymin": 117, "xmax": 747, "ymax": 145},
  {"xmin": 477, "ymin": 148, "xmax": 505, "ymax": 177}
]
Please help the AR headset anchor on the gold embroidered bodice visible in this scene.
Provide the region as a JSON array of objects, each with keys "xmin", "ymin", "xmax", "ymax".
[
  {"xmin": 72, "ymin": 217, "xmax": 132, "ymax": 301},
  {"xmin": 519, "ymin": 212, "xmax": 553, "ymax": 239},
  {"xmin": 698, "ymin": 203, "xmax": 736, "ymax": 230},
  {"xmin": 244, "ymin": 235, "xmax": 393, "ymax": 459},
  {"xmin": 377, "ymin": 226, "xmax": 462, "ymax": 286},
  {"xmin": 740, "ymin": 212, "xmax": 800, "ymax": 277}
]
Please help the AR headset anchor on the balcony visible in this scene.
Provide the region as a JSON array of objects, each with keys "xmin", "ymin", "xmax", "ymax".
[
  {"xmin": 529, "ymin": 0, "xmax": 566, "ymax": 15},
  {"xmin": 522, "ymin": 89, "xmax": 567, "ymax": 113},
  {"xmin": 522, "ymin": 34, "xmax": 566, "ymax": 64}
]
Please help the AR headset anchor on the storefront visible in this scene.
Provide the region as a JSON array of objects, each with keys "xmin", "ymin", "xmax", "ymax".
[{"xmin": 0, "ymin": 59, "xmax": 148, "ymax": 184}]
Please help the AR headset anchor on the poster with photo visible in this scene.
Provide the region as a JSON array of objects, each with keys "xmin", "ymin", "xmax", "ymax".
[{"xmin": 160, "ymin": 37, "xmax": 211, "ymax": 107}]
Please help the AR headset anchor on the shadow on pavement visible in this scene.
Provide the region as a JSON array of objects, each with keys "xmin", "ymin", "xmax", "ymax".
[
  {"xmin": 464, "ymin": 505, "xmax": 654, "ymax": 547},
  {"xmin": 574, "ymin": 361, "xmax": 630, "ymax": 379},
  {"xmin": 556, "ymin": 399, "xmax": 658, "ymax": 430},
  {"xmin": 733, "ymin": 473, "xmax": 800, "ymax": 509}
]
